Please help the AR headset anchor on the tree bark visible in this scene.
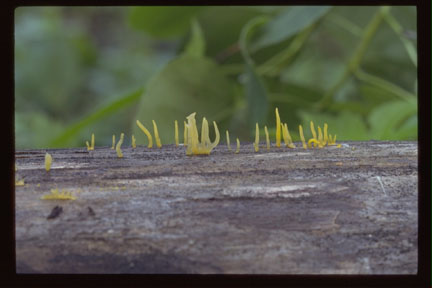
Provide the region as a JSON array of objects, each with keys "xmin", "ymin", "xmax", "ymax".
[{"xmin": 15, "ymin": 141, "xmax": 418, "ymax": 274}]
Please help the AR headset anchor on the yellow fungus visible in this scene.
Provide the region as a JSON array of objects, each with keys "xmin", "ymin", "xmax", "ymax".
[
  {"xmin": 323, "ymin": 123, "xmax": 328, "ymax": 145},
  {"xmin": 152, "ymin": 120, "xmax": 162, "ymax": 148},
  {"xmin": 37, "ymin": 183, "xmax": 41, "ymax": 187},
  {"xmin": 275, "ymin": 107, "xmax": 281, "ymax": 147},
  {"xmin": 136, "ymin": 120, "xmax": 153, "ymax": 148},
  {"xmin": 264, "ymin": 126, "xmax": 270, "ymax": 150},
  {"xmin": 175, "ymin": 120, "xmax": 179, "ymax": 147},
  {"xmin": 226, "ymin": 130, "xmax": 231, "ymax": 151},
  {"xmin": 283, "ymin": 123, "xmax": 295, "ymax": 148},
  {"xmin": 185, "ymin": 112, "xmax": 220, "ymax": 155},
  {"xmin": 91, "ymin": 133, "xmax": 95, "ymax": 149},
  {"xmin": 132, "ymin": 134, "xmax": 136, "ymax": 149},
  {"xmin": 254, "ymin": 123, "xmax": 259, "ymax": 152},
  {"xmin": 328, "ymin": 134, "xmax": 337, "ymax": 145},
  {"xmin": 15, "ymin": 180, "xmax": 25, "ymax": 186},
  {"xmin": 310, "ymin": 121, "xmax": 317, "ymax": 140},
  {"xmin": 41, "ymin": 188, "xmax": 76, "ymax": 200},
  {"xmin": 235, "ymin": 138, "xmax": 240, "ymax": 154},
  {"xmin": 317, "ymin": 126, "xmax": 324, "ymax": 148},
  {"xmin": 116, "ymin": 133, "xmax": 124, "ymax": 158},
  {"xmin": 86, "ymin": 141, "xmax": 91, "ymax": 150},
  {"xmin": 337, "ymin": 144, "xmax": 342, "ymax": 148},
  {"xmin": 308, "ymin": 138, "xmax": 320, "ymax": 148},
  {"xmin": 45, "ymin": 152, "xmax": 52, "ymax": 172},
  {"xmin": 299, "ymin": 125, "xmax": 307, "ymax": 149},
  {"xmin": 111, "ymin": 135, "xmax": 115, "ymax": 149},
  {"xmin": 183, "ymin": 121, "xmax": 188, "ymax": 146}
]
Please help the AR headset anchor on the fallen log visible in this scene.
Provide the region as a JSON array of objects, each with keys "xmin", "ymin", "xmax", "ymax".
[{"xmin": 15, "ymin": 141, "xmax": 418, "ymax": 274}]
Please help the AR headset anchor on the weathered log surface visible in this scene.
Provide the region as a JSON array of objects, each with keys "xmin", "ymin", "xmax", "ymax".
[{"xmin": 15, "ymin": 141, "xmax": 418, "ymax": 274}]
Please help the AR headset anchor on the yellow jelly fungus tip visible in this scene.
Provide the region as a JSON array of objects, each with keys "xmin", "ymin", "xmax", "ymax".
[
  {"xmin": 132, "ymin": 134, "xmax": 136, "ymax": 149},
  {"xmin": 111, "ymin": 135, "xmax": 115, "ymax": 149},
  {"xmin": 254, "ymin": 123, "xmax": 259, "ymax": 152},
  {"xmin": 136, "ymin": 120, "xmax": 153, "ymax": 148},
  {"xmin": 183, "ymin": 121, "xmax": 188, "ymax": 146},
  {"xmin": 281, "ymin": 123, "xmax": 288, "ymax": 146},
  {"xmin": 152, "ymin": 120, "xmax": 162, "ymax": 148},
  {"xmin": 15, "ymin": 180, "xmax": 25, "ymax": 186},
  {"xmin": 275, "ymin": 108, "xmax": 281, "ymax": 147},
  {"xmin": 41, "ymin": 188, "xmax": 76, "ymax": 200},
  {"xmin": 337, "ymin": 144, "xmax": 342, "ymax": 148},
  {"xmin": 226, "ymin": 130, "xmax": 231, "ymax": 151},
  {"xmin": 116, "ymin": 133, "xmax": 124, "ymax": 158},
  {"xmin": 284, "ymin": 123, "xmax": 295, "ymax": 148},
  {"xmin": 175, "ymin": 120, "xmax": 179, "ymax": 147},
  {"xmin": 235, "ymin": 138, "xmax": 240, "ymax": 154},
  {"xmin": 86, "ymin": 141, "xmax": 90, "ymax": 150},
  {"xmin": 264, "ymin": 126, "xmax": 270, "ymax": 150},
  {"xmin": 318, "ymin": 126, "xmax": 324, "ymax": 147},
  {"xmin": 299, "ymin": 125, "xmax": 307, "ymax": 149},
  {"xmin": 45, "ymin": 152, "xmax": 52, "ymax": 172},
  {"xmin": 323, "ymin": 123, "xmax": 328, "ymax": 145},
  {"xmin": 310, "ymin": 121, "xmax": 317, "ymax": 140},
  {"xmin": 185, "ymin": 113, "xmax": 220, "ymax": 155},
  {"xmin": 91, "ymin": 133, "xmax": 95, "ymax": 149},
  {"xmin": 308, "ymin": 138, "xmax": 320, "ymax": 148}
]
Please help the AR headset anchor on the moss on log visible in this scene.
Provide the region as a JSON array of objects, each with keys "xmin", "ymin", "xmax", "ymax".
[{"xmin": 15, "ymin": 141, "xmax": 417, "ymax": 274}]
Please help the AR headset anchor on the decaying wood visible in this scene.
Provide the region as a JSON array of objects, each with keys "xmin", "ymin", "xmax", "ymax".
[{"xmin": 15, "ymin": 141, "xmax": 418, "ymax": 274}]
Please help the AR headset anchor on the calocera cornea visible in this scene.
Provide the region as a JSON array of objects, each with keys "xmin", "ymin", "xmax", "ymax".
[
  {"xmin": 116, "ymin": 133, "xmax": 124, "ymax": 158},
  {"xmin": 136, "ymin": 120, "xmax": 153, "ymax": 148},
  {"xmin": 226, "ymin": 130, "xmax": 231, "ymax": 151},
  {"xmin": 45, "ymin": 152, "xmax": 52, "ymax": 172},
  {"xmin": 152, "ymin": 120, "xmax": 162, "ymax": 148},
  {"xmin": 254, "ymin": 123, "xmax": 259, "ymax": 152},
  {"xmin": 282, "ymin": 123, "xmax": 295, "ymax": 148},
  {"xmin": 264, "ymin": 126, "xmax": 270, "ymax": 150},
  {"xmin": 185, "ymin": 112, "xmax": 219, "ymax": 155},
  {"xmin": 111, "ymin": 135, "xmax": 115, "ymax": 149},
  {"xmin": 299, "ymin": 125, "xmax": 307, "ymax": 149},
  {"xmin": 86, "ymin": 133, "xmax": 95, "ymax": 151},
  {"xmin": 235, "ymin": 138, "xmax": 240, "ymax": 154},
  {"xmin": 41, "ymin": 188, "xmax": 76, "ymax": 200},
  {"xmin": 174, "ymin": 120, "xmax": 179, "ymax": 147},
  {"xmin": 275, "ymin": 108, "xmax": 281, "ymax": 147},
  {"xmin": 132, "ymin": 134, "xmax": 136, "ymax": 149}
]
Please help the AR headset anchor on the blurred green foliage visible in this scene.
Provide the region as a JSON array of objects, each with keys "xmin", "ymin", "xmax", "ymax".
[{"xmin": 14, "ymin": 6, "xmax": 417, "ymax": 149}]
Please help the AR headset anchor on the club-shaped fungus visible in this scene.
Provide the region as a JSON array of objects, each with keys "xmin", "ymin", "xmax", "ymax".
[
  {"xmin": 282, "ymin": 123, "xmax": 295, "ymax": 148},
  {"xmin": 132, "ymin": 134, "xmax": 136, "ymax": 149},
  {"xmin": 86, "ymin": 141, "xmax": 91, "ymax": 150},
  {"xmin": 91, "ymin": 133, "xmax": 95, "ymax": 149},
  {"xmin": 317, "ymin": 126, "xmax": 324, "ymax": 148},
  {"xmin": 136, "ymin": 120, "xmax": 153, "ymax": 148},
  {"xmin": 116, "ymin": 133, "xmax": 124, "ymax": 158},
  {"xmin": 275, "ymin": 107, "xmax": 281, "ymax": 147},
  {"xmin": 254, "ymin": 123, "xmax": 259, "ymax": 152},
  {"xmin": 111, "ymin": 135, "xmax": 115, "ymax": 149},
  {"xmin": 308, "ymin": 138, "xmax": 320, "ymax": 148},
  {"xmin": 323, "ymin": 123, "xmax": 328, "ymax": 145},
  {"xmin": 183, "ymin": 121, "xmax": 188, "ymax": 146},
  {"xmin": 41, "ymin": 188, "xmax": 76, "ymax": 200},
  {"xmin": 152, "ymin": 120, "xmax": 162, "ymax": 148},
  {"xmin": 310, "ymin": 121, "xmax": 317, "ymax": 140},
  {"xmin": 185, "ymin": 112, "xmax": 220, "ymax": 155},
  {"xmin": 299, "ymin": 125, "xmax": 307, "ymax": 149},
  {"xmin": 175, "ymin": 120, "xmax": 179, "ymax": 147},
  {"xmin": 226, "ymin": 130, "xmax": 231, "ymax": 151},
  {"xmin": 264, "ymin": 126, "xmax": 270, "ymax": 150},
  {"xmin": 235, "ymin": 138, "xmax": 240, "ymax": 154},
  {"xmin": 45, "ymin": 152, "xmax": 52, "ymax": 172}
]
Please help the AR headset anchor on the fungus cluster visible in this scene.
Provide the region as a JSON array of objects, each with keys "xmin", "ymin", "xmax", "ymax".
[
  {"xmin": 41, "ymin": 188, "xmax": 76, "ymax": 200},
  {"xmin": 86, "ymin": 133, "xmax": 95, "ymax": 151},
  {"xmin": 184, "ymin": 112, "xmax": 220, "ymax": 155}
]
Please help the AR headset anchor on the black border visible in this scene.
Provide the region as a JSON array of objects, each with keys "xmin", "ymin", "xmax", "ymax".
[{"xmin": 2, "ymin": 0, "xmax": 430, "ymax": 287}]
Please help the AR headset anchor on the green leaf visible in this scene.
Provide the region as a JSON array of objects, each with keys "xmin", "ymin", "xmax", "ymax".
[
  {"xmin": 184, "ymin": 19, "xmax": 205, "ymax": 57},
  {"xmin": 133, "ymin": 55, "xmax": 234, "ymax": 145},
  {"xmin": 298, "ymin": 111, "xmax": 368, "ymax": 140},
  {"xmin": 368, "ymin": 98, "xmax": 417, "ymax": 140},
  {"xmin": 49, "ymin": 88, "xmax": 144, "ymax": 147},
  {"xmin": 128, "ymin": 6, "xmax": 202, "ymax": 38},
  {"xmin": 250, "ymin": 6, "xmax": 331, "ymax": 51}
]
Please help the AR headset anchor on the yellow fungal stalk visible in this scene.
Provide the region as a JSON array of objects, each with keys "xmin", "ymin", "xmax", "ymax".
[
  {"xmin": 41, "ymin": 188, "xmax": 76, "ymax": 200},
  {"xmin": 136, "ymin": 120, "xmax": 153, "ymax": 148},
  {"xmin": 283, "ymin": 123, "xmax": 295, "ymax": 148},
  {"xmin": 226, "ymin": 130, "xmax": 231, "ymax": 151},
  {"xmin": 15, "ymin": 179, "xmax": 24, "ymax": 186},
  {"xmin": 275, "ymin": 107, "xmax": 281, "ymax": 147},
  {"xmin": 299, "ymin": 125, "xmax": 307, "ymax": 149},
  {"xmin": 132, "ymin": 134, "xmax": 136, "ymax": 149},
  {"xmin": 184, "ymin": 121, "xmax": 188, "ymax": 146},
  {"xmin": 308, "ymin": 138, "xmax": 320, "ymax": 148},
  {"xmin": 317, "ymin": 126, "xmax": 324, "ymax": 148},
  {"xmin": 91, "ymin": 133, "xmax": 95, "ymax": 149},
  {"xmin": 152, "ymin": 120, "xmax": 162, "ymax": 148},
  {"xmin": 254, "ymin": 123, "xmax": 259, "ymax": 152},
  {"xmin": 45, "ymin": 152, "xmax": 52, "ymax": 172},
  {"xmin": 264, "ymin": 126, "xmax": 270, "ymax": 150},
  {"xmin": 111, "ymin": 135, "xmax": 115, "ymax": 149},
  {"xmin": 185, "ymin": 112, "xmax": 220, "ymax": 155},
  {"xmin": 328, "ymin": 134, "xmax": 337, "ymax": 145},
  {"xmin": 86, "ymin": 141, "xmax": 91, "ymax": 150},
  {"xmin": 235, "ymin": 138, "xmax": 240, "ymax": 154},
  {"xmin": 116, "ymin": 133, "xmax": 124, "ymax": 158},
  {"xmin": 310, "ymin": 121, "xmax": 317, "ymax": 140},
  {"xmin": 175, "ymin": 120, "xmax": 179, "ymax": 147},
  {"xmin": 323, "ymin": 123, "xmax": 328, "ymax": 145}
]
